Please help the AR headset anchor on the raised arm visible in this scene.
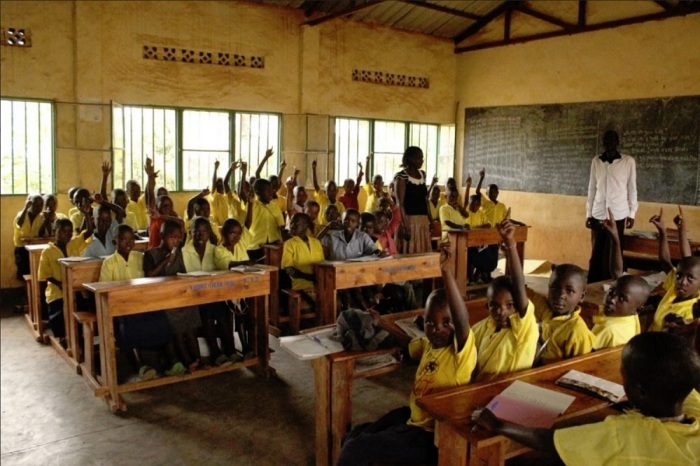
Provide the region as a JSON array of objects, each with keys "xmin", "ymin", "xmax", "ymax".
[
  {"xmin": 187, "ymin": 188, "xmax": 210, "ymax": 220},
  {"xmin": 212, "ymin": 160, "xmax": 220, "ymax": 192},
  {"xmin": 277, "ymin": 158, "xmax": 287, "ymax": 183},
  {"xmin": 238, "ymin": 162, "xmax": 248, "ymax": 199},
  {"xmin": 223, "ymin": 160, "xmax": 239, "ymax": 194},
  {"xmin": 474, "ymin": 168, "xmax": 485, "ymax": 198},
  {"xmin": 255, "ymin": 148, "xmax": 273, "ymax": 180},
  {"xmin": 498, "ymin": 215, "xmax": 528, "ymax": 316},
  {"xmin": 16, "ymin": 199, "xmax": 32, "ymax": 228},
  {"xmin": 311, "ymin": 160, "xmax": 320, "ymax": 193},
  {"xmin": 244, "ymin": 189, "xmax": 254, "ymax": 230},
  {"xmin": 145, "ymin": 158, "xmax": 157, "ymax": 211},
  {"xmin": 354, "ymin": 163, "xmax": 364, "ymax": 194},
  {"xmin": 93, "ymin": 193, "xmax": 125, "ymax": 222},
  {"xmin": 285, "ymin": 178, "xmax": 295, "ymax": 214},
  {"xmin": 364, "ymin": 154, "xmax": 371, "ymax": 186},
  {"xmin": 427, "ymin": 175, "xmax": 438, "ymax": 198},
  {"xmin": 440, "ymin": 244, "xmax": 470, "ymax": 350},
  {"xmin": 650, "ymin": 208, "xmax": 673, "ymax": 273},
  {"xmin": 463, "ymin": 174, "xmax": 472, "ymax": 209},
  {"xmin": 599, "ymin": 208, "xmax": 624, "ymax": 279},
  {"xmin": 674, "ymin": 205, "xmax": 692, "ymax": 259},
  {"xmin": 100, "ymin": 161, "xmax": 111, "ymax": 199}
]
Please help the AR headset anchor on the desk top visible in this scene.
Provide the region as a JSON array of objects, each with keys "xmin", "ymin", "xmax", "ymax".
[
  {"xmin": 21, "ymin": 237, "xmax": 51, "ymax": 246},
  {"xmin": 446, "ymin": 225, "xmax": 529, "ymax": 243}
]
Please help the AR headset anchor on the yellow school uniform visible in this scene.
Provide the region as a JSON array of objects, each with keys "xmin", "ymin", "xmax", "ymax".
[
  {"xmin": 122, "ymin": 211, "xmax": 139, "ymax": 231},
  {"xmin": 407, "ymin": 331, "xmax": 477, "ymax": 431},
  {"xmin": 539, "ymin": 307, "xmax": 594, "ymax": 364},
  {"xmin": 439, "ymin": 191, "xmax": 463, "ymax": 208},
  {"xmin": 314, "ymin": 190, "xmax": 346, "ymax": 226},
  {"xmin": 99, "ymin": 251, "xmax": 145, "ymax": 282},
  {"xmin": 69, "ymin": 211, "xmax": 85, "ymax": 233},
  {"xmin": 591, "ymin": 311, "xmax": 640, "ymax": 350},
  {"xmin": 248, "ymin": 199, "xmax": 284, "ymax": 250},
  {"xmin": 480, "ymin": 198, "xmax": 508, "ymax": 226},
  {"xmin": 208, "ymin": 192, "xmax": 230, "ymax": 226},
  {"xmin": 650, "ymin": 268, "xmax": 700, "ymax": 332},
  {"xmin": 273, "ymin": 195, "xmax": 287, "ymax": 216},
  {"xmin": 182, "ymin": 241, "xmax": 216, "ymax": 272},
  {"xmin": 472, "ymin": 300, "xmax": 538, "ymax": 381},
  {"xmin": 68, "ymin": 206, "xmax": 78, "ymax": 218},
  {"xmin": 183, "ymin": 215, "xmax": 221, "ymax": 245},
  {"xmin": 13, "ymin": 211, "xmax": 44, "ymax": 246},
  {"xmin": 281, "ymin": 235, "xmax": 325, "ymax": 291},
  {"xmin": 362, "ymin": 184, "xmax": 380, "ymax": 213},
  {"xmin": 554, "ymin": 390, "xmax": 700, "ymax": 466},
  {"xmin": 213, "ymin": 226, "xmax": 252, "ymax": 269},
  {"xmin": 439, "ymin": 204, "xmax": 467, "ymax": 242},
  {"xmin": 428, "ymin": 198, "xmax": 445, "ymax": 223},
  {"xmin": 464, "ymin": 208, "xmax": 490, "ymax": 229},
  {"xmin": 126, "ymin": 195, "xmax": 148, "ymax": 231},
  {"xmin": 225, "ymin": 192, "xmax": 247, "ymax": 223},
  {"xmin": 38, "ymin": 237, "xmax": 88, "ymax": 303}
]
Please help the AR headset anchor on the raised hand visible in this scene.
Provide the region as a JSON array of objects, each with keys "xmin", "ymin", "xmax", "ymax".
[
  {"xmin": 432, "ymin": 175, "xmax": 438, "ymax": 184},
  {"xmin": 214, "ymin": 160, "xmax": 220, "ymax": 170},
  {"xmin": 93, "ymin": 193, "xmax": 104, "ymax": 204},
  {"xmin": 497, "ymin": 218, "xmax": 516, "ymax": 243},
  {"xmin": 466, "ymin": 173, "xmax": 472, "ymax": 186},
  {"xmin": 294, "ymin": 167, "xmax": 301, "ymax": 177},
  {"xmin": 240, "ymin": 161, "xmax": 248, "ymax": 172},
  {"xmin": 649, "ymin": 208, "xmax": 665, "ymax": 231},
  {"xmin": 479, "ymin": 168, "xmax": 485, "ymax": 179},
  {"xmin": 600, "ymin": 208, "xmax": 618, "ymax": 238},
  {"xmin": 199, "ymin": 187, "xmax": 210, "ymax": 197},
  {"xmin": 230, "ymin": 160, "xmax": 240, "ymax": 171},
  {"xmin": 265, "ymin": 148, "xmax": 274, "ymax": 159},
  {"xmin": 311, "ymin": 160, "xmax": 317, "ymax": 170},
  {"xmin": 439, "ymin": 242, "xmax": 452, "ymax": 271},
  {"xmin": 673, "ymin": 205, "xmax": 685, "ymax": 229},
  {"xmin": 101, "ymin": 160, "xmax": 111, "ymax": 175}
]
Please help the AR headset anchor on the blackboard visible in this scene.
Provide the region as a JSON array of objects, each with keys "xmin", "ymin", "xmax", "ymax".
[{"xmin": 462, "ymin": 96, "xmax": 700, "ymax": 205}]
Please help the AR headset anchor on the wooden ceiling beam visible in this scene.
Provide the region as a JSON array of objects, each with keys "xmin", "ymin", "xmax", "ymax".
[
  {"xmin": 304, "ymin": 0, "xmax": 385, "ymax": 26},
  {"xmin": 452, "ymin": 1, "xmax": 511, "ymax": 44},
  {"xmin": 455, "ymin": 6, "xmax": 700, "ymax": 53},
  {"xmin": 399, "ymin": 0, "xmax": 483, "ymax": 21},
  {"xmin": 515, "ymin": 4, "xmax": 575, "ymax": 29}
]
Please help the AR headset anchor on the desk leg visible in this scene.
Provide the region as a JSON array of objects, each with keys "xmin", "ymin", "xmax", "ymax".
[
  {"xmin": 252, "ymin": 295, "xmax": 270, "ymax": 370},
  {"xmin": 268, "ymin": 269, "xmax": 280, "ymax": 328},
  {"xmin": 315, "ymin": 269, "xmax": 337, "ymax": 326},
  {"xmin": 313, "ymin": 357, "xmax": 332, "ymax": 466},
  {"xmin": 435, "ymin": 421, "xmax": 469, "ymax": 466},
  {"xmin": 469, "ymin": 439, "xmax": 506, "ymax": 466},
  {"xmin": 330, "ymin": 359, "xmax": 353, "ymax": 466},
  {"xmin": 97, "ymin": 295, "xmax": 124, "ymax": 413}
]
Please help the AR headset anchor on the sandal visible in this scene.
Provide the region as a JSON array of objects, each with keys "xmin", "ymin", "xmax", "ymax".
[
  {"xmin": 165, "ymin": 361, "xmax": 187, "ymax": 376},
  {"xmin": 138, "ymin": 365, "xmax": 157, "ymax": 381},
  {"xmin": 215, "ymin": 354, "xmax": 233, "ymax": 367}
]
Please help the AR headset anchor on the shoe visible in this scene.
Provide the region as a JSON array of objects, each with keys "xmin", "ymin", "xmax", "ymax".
[
  {"xmin": 228, "ymin": 353, "xmax": 244, "ymax": 363},
  {"xmin": 165, "ymin": 361, "xmax": 187, "ymax": 376},
  {"xmin": 215, "ymin": 354, "xmax": 233, "ymax": 367},
  {"xmin": 138, "ymin": 365, "xmax": 157, "ymax": 381}
]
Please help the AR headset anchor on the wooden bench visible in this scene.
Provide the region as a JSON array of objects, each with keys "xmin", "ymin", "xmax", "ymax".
[
  {"xmin": 83, "ymin": 267, "xmax": 276, "ymax": 413},
  {"xmin": 417, "ymin": 347, "xmax": 623, "ymax": 466},
  {"xmin": 24, "ymin": 244, "xmax": 49, "ymax": 343}
]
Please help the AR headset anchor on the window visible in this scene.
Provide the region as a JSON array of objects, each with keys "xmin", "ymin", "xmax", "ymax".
[
  {"xmin": 1, "ymin": 98, "xmax": 54, "ymax": 195},
  {"xmin": 113, "ymin": 106, "xmax": 280, "ymax": 191},
  {"xmin": 334, "ymin": 117, "xmax": 454, "ymax": 185}
]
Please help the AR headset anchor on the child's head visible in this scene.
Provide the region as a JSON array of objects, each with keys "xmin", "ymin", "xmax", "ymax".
[
  {"xmin": 26, "ymin": 194, "xmax": 43, "ymax": 215},
  {"xmin": 239, "ymin": 180, "xmax": 251, "ymax": 199},
  {"xmin": 54, "ymin": 218, "xmax": 73, "ymax": 245},
  {"xmin": 468, "ymin": 194, "xmax": 481, "ymax": 213},
  {"xmin": 114, "ymin": 224, "xmax": 135, "ymax": 256},
  {"xmin": 214, "ymin": 176, "xmax": 224, "ymax": 194},
  {"xmin": 424, "ymin": 288, "xmax": 454, "ymax": 348},
  {"xmin": 289, "ymin": 213, "xmax": 311, "ymax": 238},
  {"xmin": 73, "ymin": 188, "xmax": 91, "ymax": 208},
  {"xmin": 68, "ymin": 187, "xmax": 79, "ymax": 206},
  {"xmin": 342, "ymin": 209, "xmax": 360, "ymax": 235},
  {"xmin": 401, "ymin": 146, "xmax": 424, "ymax": 170},
  {"xmin": 374, "ymin": 211, "xmax": 389, "ymax": 234},
  {"xmin": 325, "ymin": 180, "xmax": 338, "ymax": 201},
  {"xmin": 221, "ymin": 218, "xmax": 243, "ymax": 247},
  {"xmin": 674, "ymin": 256, "xmax": 700, "ymax": 300},
  {"xmin": 547, "ymin": 264, "xmax": 586, "ymax": 316},
  {"xmin": 293, "ymin": 186, "xmax": 308, "ymax": 206},
  {"xmin": 325, "ymin": 204, "xmax": 340, "ymax": 223},
  {"xmin": 343, "ymin": 178, "xmax": 355, "ymax": 193},
  {"xmin": 447, "ymin": 188, "xmax": 460, "ymax": 208},
  {"xmin": 486, "ymin": 276, "xmax": 516, "ymax": 330},
  {"xmin": 360, "ymin": 212, "xmax": 375, "ymax": 235},
  {"xmin": 125, "ymin": 180, "xmax": 141, "ymax": 201},
  {"xmin": 304, "ymin": 200, "xmax": 320, "ymax": 223},
  {"xmin": 378, "ymin": 197, "xmax": 392, "ymax": 214},
  {"xmin": 603, "ymin": 275, "xmax": 650, "ymax": 317},
  {"xmin": 43, "ymin": 193, "xmax": 57, "ymax": 212},
  {"xmin": 193, "ymin": 198, "xmax": 211, "ymax": 219},
  {"xmin": 488, "ymin": 184, "xmax": 499, "ymax": 203},
  {"xmin": 94, "ymin": 205, "xmax": 113, "ymax": 235},
  {"xmin": 156, "ymin": 186, "xmax": 169, "ymax": 197},
  {"xmin": 156, "ymin": 195, "xmax": 173, "ymax": 216},
  {"xmin": 429, "ymin": 184, "xmax": 441, "ymax": 203},
  {"xmin": 190, "ymin": 216, "xmax": 212, "ymax": 247},
  {"xmin": 268, "ymin": 175, "xmax": 280, "ymax": 192},
  {"xmin": 254, "ymin": 179, "xmax": 273, "ymax": 204},
  {"xmin": 160, "ymin": 220, "xmax": 183, "ymax": 250},
  {"xmin": 621, "ymin": 332, "xmax": 700, "ymax": 417},
  {"xmin": 111, "ymin": 188, "xmax": 129, "ymax": 209},
  {"xmin": 372, "ymin": 174, "xmax": 383, "ymax": 193},
  {"xmin": 446, "ymin": 177, "xmax": 457, "ymax": 190}
]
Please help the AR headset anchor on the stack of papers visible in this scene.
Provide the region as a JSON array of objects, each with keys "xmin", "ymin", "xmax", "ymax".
[
  {"xmin": 176, "ymin": 271, "xmax": 226, "ymax": 277},
  {"xmin": 59, "ymin": 256, "xmax": 94, "ymax": 262},
  {"xmin": 230, "ymin": 265, "xmax": 266, "ymax": 275},
  {"xmin": 556, "ymin": 370, "xmax": 626, "ymax": 403},
  {"xmin": 486, "ymin": 380, "xmax": 575, "ymax": 428},
  {"xmin": 279, "ymin": 328, "xmax": 344, "ymax": 360}
]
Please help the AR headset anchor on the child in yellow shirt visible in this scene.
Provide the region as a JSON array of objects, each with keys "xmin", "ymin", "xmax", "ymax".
[
  {"xmin": 362, "ymin": 154, "xmax": 385, "ymax": 213},
  {"xmin": 439, "ymin": 188, "xmax": 469, "ymax": 242},
  {"xmin": 472, "ymin": 219, "xmax": 538, "ymax": 381},
  {"xmin": 337, "ymin": 246, "xmax": 476, "ymax": 466},
  {"xmin": 248, "ymin": 178, "xmax": 285, "ymax": 263},
  {"xmin": 281, "ymin": 213, "xmax": 325, "ymax": 307},
  {"xmin": 473, "ymin": 332, "xmax": 700, "ymax": 466},
  {"xmin": 14, "ymin": 194, "xmax": 45, "ymax": 279},
  {"xmin": 311, "ymin": 160, "xmax": 346, "ymax": 225}
]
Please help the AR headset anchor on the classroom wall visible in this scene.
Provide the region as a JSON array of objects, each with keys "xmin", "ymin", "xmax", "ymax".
[
  {"xmin": 455, "ymin": 13, "xmax": 700, "ymax": 268},
  {"xmin": 0, "ymin": 0, "xmax": 455, "ymax": 289}
]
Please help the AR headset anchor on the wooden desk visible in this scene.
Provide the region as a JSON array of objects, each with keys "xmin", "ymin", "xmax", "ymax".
[
  {"xmin": 21, "ymin": 236, "xmax": 51, "ymax": 246},
  {"xmin": 59, "ymin": 258, "xmax": 103, "ymax": 374},
  {"xmin": 622, "ymin": 232, "xmax": 700, "ymax": 270},
  {"xmin": 24, "ymin": 244, "xmax": 49, "ymax": 343},
  {"xmin": 314, "ymin": 253, "xmax": 442, "ymax": 327},
  {"xmin": 133, "ymin": 238, "xmax": 149, "ymax": 252},
  {"xmin": 417, "ymin": 347, "xmax": 623, "ymax": 466},
  {"xmin": 262, "ymin": 243, "xmax": 282, "ymax": 330},
  {"xmin": 313, "ymin": 301, "xmax": 491, "ymax": 466},
  {"xmin": 84, "ymin": 267, "xmax": 275, "ymax": 413},
  {"xmin": 446, "ymin": 226, "xmax": 529, "ymax": 299}
]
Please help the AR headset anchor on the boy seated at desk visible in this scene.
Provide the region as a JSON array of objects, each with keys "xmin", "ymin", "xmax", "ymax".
[
  {"xmin": 591, "ymin": 209, "xmax": 650, "ymax": 350},
  {"xmin": 530, "ymin": 264, "xmax": 594, "ymax": 365},
  {"xmin": 82, "ymin": 196, "xmax": 126, "ymax": 258},
  {"xmin": 472, "ymin": 332, "xmax": 700, "ymax": 466},
  {"xmin": 311, "ymin": 159, "xmax": 346, "ymax": 226},
  {"xmin": 472, "ymin": 218, "xmax": 538, "ymax": 382},
  {"xmin": 100, "ymin": 224, "xmax": 186, "ymax": 379},
  {"xmin": 185, "ymin": 191, "xmax": 220, "ymax": 245},
  {"xmin": 336, "ymin": 245, "xmax": 476, "ymax": 466},
  {"xmin": 439, "ymin": 186, "xmax": 470, "ymax": 243},
  {"xmin": 321, "ymin": 208, "xmax": 385, "ymax": 310},
  {"xmin": 38, "ymin": 218, "xmax": 92, "ymax": 346},
  {"xmin": 281, "ymin": 213, "xmax": 325, "ymax": 309},
  {"xmin": 646, "ymin": 208, "xmax": 700, "ymax": 333},
  {"xmin": 14, "ymin": 194, "xmax": 45, "ymax": 279},
  {"xmin": 37, "ymin": 193, "xmax": 68, "ymax": 238},
  {"xmin": 247, "ymin": 178, "xmax": 285, "ymax": 264},
  {"xmin": 465, "ymin": 192, "xmax": 495, "ymax": 285}
]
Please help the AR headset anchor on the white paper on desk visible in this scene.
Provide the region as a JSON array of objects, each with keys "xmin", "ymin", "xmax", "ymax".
[
  {"xmin": 486, "ymin": 380, "xmax": 575, "ymax": 428},
  {"xmin": 354, "ymin": 353, "xmax": 399, "ymax": 375},
  {"xmin": 230, "ymin": 265, "xmax": 265, "ymax": 275},
  {"xmin": 640, "ymin": 271, "xmax": 667, "ymax": 290},
  {"xmin": 394, "ymin": 318, "xmax": 426, "ymax": 339},
  {"xmin": 176, "ymin": 271, "xmax": 226, "ymax": 277},
  {"xmin": 59, "ymin": 256, "xmax": 93, "ymax": 262},
  {"xmin": 556, "ymin": 370, "xmax": 626, "ymax": 403},
  {"xmin": 347, "ymin": 255, "xmax": 393, "ymax": 262},
  {"xmin": 279, "ymin": 327, "xmax": 344, "ymax": 360}
]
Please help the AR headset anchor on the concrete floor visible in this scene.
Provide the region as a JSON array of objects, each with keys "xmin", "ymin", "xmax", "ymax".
[{"xmin": 0, "ymin": 296, "xmax": 414, "ymax": 466}]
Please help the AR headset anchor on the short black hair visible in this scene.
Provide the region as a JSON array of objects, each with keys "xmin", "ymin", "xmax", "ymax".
[
  {"xmin": 343, "ymin": 208, "xmax": 360, "ymax": 220},
  {"xmin": 623, "ymin": 332, "xmax": 700, "ymax": 403},
  {"xmin": 253, "ymin": 178, "xmax": 271, "ymax": 195},
  {"xmin": 290, "ymin": 212, "xmax": 311, "ymax": 230},
  {"xmin": 55, "ymin": 218, "xmax": 73, "ymax": 231},
  {"xmin": 190, "ymin": 216, "xmax": 211, "ymax": 232},
  {"xmin": 552, "ymin": 263, "xmax": 587, "ymax": 285},
  {"xmin": 160, "ymin": 219, "xmax": 183, "ymax": 237},
  {"xmin": 374, "ymin": 210, "xmax": 389, "ymax": 222},
  {"xmin": 616, "ymin": 275, "xmax": 650, "ymax": 300},
  {"xmin": 425, "ymin": 288, "xmax": 448, "ymax": 316},
  {"xmin": 360, "ymin": 212, "xmax": 375, "ymax": 226},
  {"xmin": 488, "ymin": 275, "xmax": 514, "ymax": 297},
  {"xmin": 193, "ymin": 197, "xmax": 210, "ymax": 211},
  {"xmin": 678, "ymin": 256, "xmax": 700, "ymax": 272},
  {"xmin": 401, "ymin": 146, "xmax": 423, "ymax": 168},
  {"xmin": 116, "ymin": 224, "xmax": 134, "ymax": 238},
  {"xmin": 221, "ymin": 218, "xmax": 242, "ymax": 236}
]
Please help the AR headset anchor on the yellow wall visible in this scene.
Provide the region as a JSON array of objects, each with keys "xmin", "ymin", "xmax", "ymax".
[
  {"xmin": 0, "ymin": 0, "xmax": 455, "ymax": 289},
  {"xmin": 455, "ymin": 14, "xmax": 700, "ymax": 268}
]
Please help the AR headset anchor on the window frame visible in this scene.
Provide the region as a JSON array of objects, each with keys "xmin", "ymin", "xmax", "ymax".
[{"xmin": 0, "ymin": 97, "xmax": 56, "ymax": 196}]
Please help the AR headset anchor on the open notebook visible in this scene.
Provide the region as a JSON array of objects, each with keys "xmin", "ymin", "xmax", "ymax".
[{"xmin": 486, "ymin": 380, "xmax": 575, "ymax": 428}]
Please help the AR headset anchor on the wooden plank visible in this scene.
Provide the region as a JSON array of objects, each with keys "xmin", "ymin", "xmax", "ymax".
[{"xmin": 313, "ymin": 356, "xmax": 332, "ymax": 466}]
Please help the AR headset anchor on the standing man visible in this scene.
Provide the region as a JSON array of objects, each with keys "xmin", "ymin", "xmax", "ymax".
[{"xmin": 586, "ymin": 130, "xmax": 638, "ymax": 282}]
